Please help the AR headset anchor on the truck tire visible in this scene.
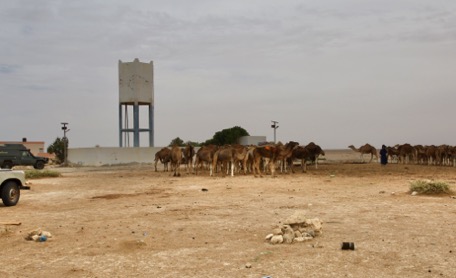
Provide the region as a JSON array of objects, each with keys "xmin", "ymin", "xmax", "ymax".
[
  {"xmin": 1, "ymin": 181, "xmax": 20, "ymax": 206},
  {"xmin": 2, "ymin": 161, "xmax": 13, "ymax": 169},
  {"xmin": 34, "ymin": 161, "xmax": 45, "ymax": 170}
]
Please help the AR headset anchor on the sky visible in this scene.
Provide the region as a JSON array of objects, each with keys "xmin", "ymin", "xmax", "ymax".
[{"xmin": 1, "ymin": 0, "xmax": 456, "ymax": 150}]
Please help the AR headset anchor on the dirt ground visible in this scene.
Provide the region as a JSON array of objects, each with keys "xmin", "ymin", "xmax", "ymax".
[{"xmin": 2, "ymin": 155, "xmax": 456, "ymax": 277}]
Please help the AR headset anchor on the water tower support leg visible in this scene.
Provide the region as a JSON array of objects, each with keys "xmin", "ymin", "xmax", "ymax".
[{"xmin": 133, "ymin": 103, "xmax": 140, "ymax": 147}]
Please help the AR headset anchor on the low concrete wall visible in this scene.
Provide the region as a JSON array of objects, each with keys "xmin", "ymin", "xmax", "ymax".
[
  {"xmin": 68, "ymin": 147, "xmax": 163, "ymax": 166},
  {"xmin": 68, "ymin": 147, "xmax": 373, "ymax": 167}
]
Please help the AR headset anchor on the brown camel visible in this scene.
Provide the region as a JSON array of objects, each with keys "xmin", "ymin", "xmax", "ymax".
[
  {"xmin": 194, "ymin": 145, "xmax": 218, "ymax": 175},
  {"xmin": 289, "ymin": 142, "xmax": 325, "ymax": 173},
  {"xmin": 170, "ymin": 145, "xmax": 182, "ymax": 177},
  {"xmin": 348, "ymin": 144, "xmax": 378, "ymax": 163},
  {"xmin": 182, "ymin": 144, "xmax": 195, "ymax": 174},
  {"xmin": 276, "ymin": 141, "xmax": 299, "ymax": 173},
  {"xmin": 413, "ymin": 145, "xmax": 427, "ymax": 164},
  {"xmin": 154, "ymin": 147, "xmax": 171, "ymax": 172},
  {"xmin": 396, "ymin": 143, "xmax": 415, "ymax": 164},
  {"xmin": 386, "ymin": 146, "xmax": 400, "ymax": 163},
  {"xmin": 251, "ymin": 144, "xmax": 277, "ymax": 177},
  {"xmin": 231, "ymin": 144, "xmax": 250, "ymax": 174},
  {"xmin": 251, "ymin": 142, "xmax": 297, "ymax": 177},
  {"xmin": 211, "ymin": 145, "xmax": 235, "ymax": 177}
]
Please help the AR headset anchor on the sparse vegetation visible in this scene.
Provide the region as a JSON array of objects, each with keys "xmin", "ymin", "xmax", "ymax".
[
  {"xmin": 25, "ymin": 170, "xmax": 61, "ymax": 179},
  {"xmin": 409, "ymin": 180, "xmax": 452, "ymax": 195}
]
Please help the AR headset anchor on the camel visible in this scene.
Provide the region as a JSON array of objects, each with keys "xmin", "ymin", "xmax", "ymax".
[
  {"xmin": 251, "ymin": 144, "xmax": 278, "ymax": 177},
  {"xmin": 275, "ymin": 141, "xmax": 299, "ymax": 173},
  {"xmin": 211, "ymin": 145, "xmax": 235, "ymax": 177},
  {"xmin": 396, "ymin": 143, "xmax": 415, "ymax": 164},
  {"xmin": 242, "ymin": 145, "xmax": 257, "ymax": 174},
  {"xmin": 386, "ymin": 146, "xmax": 400, "ymax": 163},
  {"xmin": 194, "ymin": 145, "xmax": 218, "ymax": 175},
  {"xmin": 182, "ymin": 144, "xmax": 195, "ymax": 174},
  {"xmin": 413, "ymin": 145, "xmax": 427, "ymax": 165},
  {"xmin": 170, "ymin": 145, "xmax": 182, "ymax": 177},
  {"xmin": 251, "ymin": 141, "xmax": 298, "ymax": 177},
  {"xmin": 288, "ymin": 142, "xmax": 325, "ymax": 173},
  {"xmin": 348, "ymin": 144, "xmax": 378, "ymax": 163},
  {"xmin": 231, "ymin": 144, "xmax": 250, "ymax": 174},
  {"xmin": 154, "ymin": 147, "xmax": 171, "ymax": 172}
]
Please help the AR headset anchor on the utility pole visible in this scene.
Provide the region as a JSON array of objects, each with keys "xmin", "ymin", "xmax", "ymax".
[
  {"xmin": 61, "ymin": 122, "xmax": 69, "ymax": 166},
  {"xmin": 271, "ymin": 120, "xmax": 279, "ymax": 143}
]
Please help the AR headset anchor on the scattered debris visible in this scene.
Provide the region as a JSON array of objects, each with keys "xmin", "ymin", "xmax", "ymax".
[
  {"xmin": 341, "ymin": 242, "xmax": 355, "ymax": 250},
  {"xmin": 265, "ymin": 212, "xmax": 323, "ymax": 245},
  {"xmin": 0, "ymin": 222, "xmax": 21, "ymax": 226},
  {"xmin": 25, "ymin": 228, "xmax": 53, "ymax": 242}
]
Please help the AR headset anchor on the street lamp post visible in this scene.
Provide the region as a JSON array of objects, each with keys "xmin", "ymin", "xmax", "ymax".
[
  {"xmin": 271, "ymin": 120, "xmax": 279, "ymax": 143},
  {"xmin": 61, "ymin": 122, "xmax": 69, "ymax": 166}
]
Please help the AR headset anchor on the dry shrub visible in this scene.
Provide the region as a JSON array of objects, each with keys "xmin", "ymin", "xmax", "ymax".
[
  {"xmin": 25, "ymin": 170, "xmax": 61, "ymax": 179},
  {"xmin": 409, "ymin": 180, "xmax": 452, "ymax": 195}
]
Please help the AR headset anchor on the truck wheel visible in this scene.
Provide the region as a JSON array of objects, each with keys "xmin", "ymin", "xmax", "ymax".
[
  {"xmin": 1, "ymin": 181, "xmax": 20, "ymax": 206},
  {"xmin": 34, "ymin": 161, "xmax": 45, "ymax": 170},
  {"xmin": 2, "ymin": 161, "xmax": 13, "ymax": 169}
]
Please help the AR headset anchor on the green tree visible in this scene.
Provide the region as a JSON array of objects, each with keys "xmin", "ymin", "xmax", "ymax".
[
  {"xmin": 168, "ymin": 137, "xmax": 185, "ymax": 147},
  {"xmin": 204, "ymin": 126, "xmax": 249, "ymax": 146},
  {"xmin": 47, "ymin": 137, "xmax": 65, "ymax": 163},
  {"xmin": 185, "ymin": 140, "xmax": 201, "ymax": 147}
]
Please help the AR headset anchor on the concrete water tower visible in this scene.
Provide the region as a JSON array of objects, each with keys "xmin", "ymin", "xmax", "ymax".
[{"xmin": 118, "ymin": 58, "xmax": 154, "ymax": 147}]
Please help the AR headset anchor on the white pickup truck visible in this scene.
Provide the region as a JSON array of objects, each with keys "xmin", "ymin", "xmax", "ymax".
[{"xmin": 0, "ymin": 169, "xmax": 29, "ymax": 206}]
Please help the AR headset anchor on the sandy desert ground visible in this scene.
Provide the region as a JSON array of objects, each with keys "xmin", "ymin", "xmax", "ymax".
[{"xmin": 1, "ymin": 150, "xmax": 456, "ymax": 278}]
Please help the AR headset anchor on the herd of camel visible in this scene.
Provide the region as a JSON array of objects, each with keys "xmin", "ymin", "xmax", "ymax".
[
  {"xmin": 154, "ymin": 142, "xmax": 456, "ymax": 177},
  {"xmin": 154, "ymin": 141, "xmax": 325, "ymax": 177},
  {"xmin": 348, "ymin": 143, "xmax": 456, "ymax": 166}
]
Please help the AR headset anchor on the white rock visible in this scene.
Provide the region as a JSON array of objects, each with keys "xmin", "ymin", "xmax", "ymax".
[
  {"xmin": 282, "ymin": 225, "xmax": 295, "ymax": 244},
  {"xmin": 284, "ymin": 212, "xmax": 307, "ymax": 225},
  {"xmin": 272, "ymin": 227, "xmax": 283, "ymax": 235},
  {"xmin": 265, "ymin": 234, "xmax": 274, "ymax": 241},
  {"xmin": 41, "ymin": 231, "xmax": 52, "ymax": 238},
  {"xmin": 294, "ymin": 230, "xmax": 302, "ymax": 238},
  {"xmin": 270, "ymin": 235, "xmax": 283, "ymax": 244},
  {"xmin": 305, "ymin": 218, "xmax": 323, "ymax": 235}
]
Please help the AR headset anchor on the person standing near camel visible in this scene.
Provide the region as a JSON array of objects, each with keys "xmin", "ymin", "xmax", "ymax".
[{"xmin": 380, "ymin": 145, "xmax": 388, "ymax": 165}]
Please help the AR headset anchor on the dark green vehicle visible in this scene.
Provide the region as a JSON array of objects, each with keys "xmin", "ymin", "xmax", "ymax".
[{"xmin": 0, "ymin": 144, "xmax": 49, "ymax": 170}]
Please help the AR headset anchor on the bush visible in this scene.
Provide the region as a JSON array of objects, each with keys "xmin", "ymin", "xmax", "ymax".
[
  {"xmin": 25, "ymin": 170, "xmax": 61, "ymax": 179},
  {"xmin": 409, "ymin": 180, "xmax": 452, "ymax": 195}
]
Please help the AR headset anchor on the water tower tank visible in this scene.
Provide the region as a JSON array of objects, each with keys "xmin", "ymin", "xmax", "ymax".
[{"xmin": 118, "ymin": 58, "xmax": 154, "ymax": 147}]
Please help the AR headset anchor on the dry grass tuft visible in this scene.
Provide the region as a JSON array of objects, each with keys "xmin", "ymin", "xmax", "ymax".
[{"xmin": 409, "ymin": 180, "xmax": 453, "ymax": 195}]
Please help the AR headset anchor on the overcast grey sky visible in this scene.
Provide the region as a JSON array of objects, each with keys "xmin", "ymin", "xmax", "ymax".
[{"xmin": 1, "ymin": 0, "xmax": 455, "ymax": 149}]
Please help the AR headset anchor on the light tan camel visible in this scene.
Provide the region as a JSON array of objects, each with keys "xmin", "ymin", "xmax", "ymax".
[{"xmin": 348, "ymin": 144, "xmax": 378, "ymax": 163}]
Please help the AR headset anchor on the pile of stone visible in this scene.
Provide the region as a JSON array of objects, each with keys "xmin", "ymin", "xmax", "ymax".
[{"xmin": 265, "ymin": 212, "xmax": 323, "ymax": 244}]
